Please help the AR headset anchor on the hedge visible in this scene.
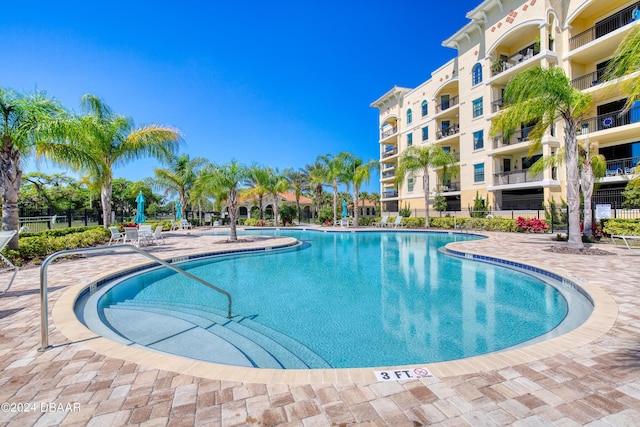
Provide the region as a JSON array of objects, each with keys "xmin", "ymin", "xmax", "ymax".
[{"xmin": 602, "ymin": 219, "xmax": 640, "ymax": 236}]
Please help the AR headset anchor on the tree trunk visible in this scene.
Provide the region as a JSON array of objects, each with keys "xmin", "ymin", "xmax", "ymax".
[
  {"xmin": 0, "ymin": 142, "xmax": 22, "ymax": 250},
  {"xmin": 353, "ymin": 185, "xmax": 359, "ymax": 227},
  {"xmin": 229, "ymin": 186, "xmax": 238, "ymax": 241},
  {"xmin": 581, "ymin": 160, "xmax": 595, "ymax": 238},
  {"xmin": 295, "ymin": 196, "xmax": 301, "ymax": 223},
  {"xmin": 273, "ymin": 198, "xmax": 279, "ymax": 227},
  {"xmin": 423, "ymin": 169, "xmax": 430, "ymax": 228},
  {"xmin": 101, "ymin": 177, "xmax": 113, "ymax": 228},
  {"xmin": 258, "ymin": 195, "xmax": 263, "ymax": 219},
  {"xmin": 565, "ymin": 122, "xmax": 584, "ymax": 249},
  {"xmin": 332, "ymin": 179, "xmax": 338, "ymax": 224}
]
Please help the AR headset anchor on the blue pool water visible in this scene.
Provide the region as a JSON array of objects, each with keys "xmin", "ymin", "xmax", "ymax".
[{"xmin": 95, "ymin": 230, "xmax": 569, "ymax": 368}]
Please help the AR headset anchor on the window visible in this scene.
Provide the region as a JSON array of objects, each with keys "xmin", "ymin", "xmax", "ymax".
[
  {"xmin": 474, "ymin": 163, "xmax": 485, "ymax": 182},
  {"xmin": 472, "ymin": 98, "xmax": 483, "ymax": 118},
  {"xmin": 422, "ymin": 126, "xmax": 428, "ymax": 141},
  {"xmin": 407, "ymin": 109, "xmax": 412, "ymax": 124},
  {"xmin": 421, "ymin": 100, "xmax": 428, "ymax": 117},
  {"xmin": 473, "ymin": 130, "xmax": 484, "ymax": 150},
  {"xmin": 472, "ymin": 63, "xmax": 483, "ymax": 85},
  {"xmin": 408, "ymin": 178, "xmax": 414, "ymax": 192},
  {"xmin": 407, "ymin": 133, "xmax": 413, "ymax": 146}
]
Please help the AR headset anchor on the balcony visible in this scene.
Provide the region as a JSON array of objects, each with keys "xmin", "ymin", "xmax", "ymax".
[
  {"xmin": 493, "ymin": 125, "xmax": 536, "ymax": 148},
  {"xmin": 436, "ymin": 124, "xmax": 460, "ymax": 140},
  {"xmin": 435, "ymin": 96, "xmax": 459, "ymax": 114},
  {"xmin": 492, "ymin": 98, "xmax": 503, "ymax": 113},
  {"xmin": 381, "ymin": 126, "xmax": 398, "ymax": 140},
  {"xmin": 570, "ymin": 70, "xmax": 608, "ymax": 91},
  {"xmin": 382, "ymin": 147, "xmax": 398, "ymax": 158},
  {"xmin": 491, "ymin": 44, "xmax": 540, "ymax": 77},
  {"xmin": 569, "ymin": 4, "xmax": 639, "ymax": 50},
  {"xmin": 382, "ymin": 190, "xmax": 399, "ymax": 199},
  {"xmin": 578, "ymin": 105, "xmax": 640, "ymax": 134},
  {"xmin": 494, "ymin": 169, "xmax": 543, "ymax": 186},
  {"xmin": 381, "ymin": 170, "xmax": 395, "ymax": 179},
  {"xmin": 603, "ymin": 156, "xmax": 640, "ymax": 176},
  {"xmin": 437, "ymin": 181, "xmax": 460, "ymax": 192}
]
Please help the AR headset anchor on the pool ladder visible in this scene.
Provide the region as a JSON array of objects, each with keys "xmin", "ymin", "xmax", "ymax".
[{"xmin": 38, "ymin": 244, "xmax": 232, "ymax": 351}]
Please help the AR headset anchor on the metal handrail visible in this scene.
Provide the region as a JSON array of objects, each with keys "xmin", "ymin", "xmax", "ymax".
[{"xmin": 39, "ymin": 244, "xmax": 233, "ymax": 351}]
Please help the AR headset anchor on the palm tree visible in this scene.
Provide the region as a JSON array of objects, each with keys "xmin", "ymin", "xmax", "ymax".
[
  {"xmin": 0, "ymin": 88, "xmax": 93, "ymax": 249},
  {"xmin": 306, "ymin": 159, "xmax": 328, "ymax": 215},
  {"xmin": 285, "ymin": 168, "xmax": 309, "ymax": 222},
  {"xmin": 530, "ymin": 141, "xmax": 605, "ymax": 238},
  {"xmin": 579, "ymin": 140, "xmax": 606, "ymax": 237},
  {"xmin": 603, "ymin": 25, "xmax": 640, "ymax": 108},
  {"xmin": 491, "ymin": 66, "xmax": 591, "ymax": 249},
  {"xmin": 152, "ymin": 153, "xmax": 208, "ymax": 220},
  {"xmin": 263, "ymin": 167, "xmax": 289, "ymax": 226},
  {"xmin": 319, "ymin": 154, "xmax": 347, "ymax": 225},
  {"xmin": 66, "ymin": 94, "xmax": 181, "ymax": 227},
  {"xmin": 242, "ymin": 164, "xmax": 271, "ymax": 219},
  {"xmin": 395, "ymin": 145, "xmax": 457, "ymax": 228},
  {"xmin": 338, "ymin": 153, "xmax": 379, "ymax": 227},
  {"xmin": 201, "ymin": 160, "xmax": 248, "ymax": 241}
]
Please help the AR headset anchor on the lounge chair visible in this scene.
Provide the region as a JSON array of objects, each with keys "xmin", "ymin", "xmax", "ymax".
[
  {"xmin": 149, "ymin": 226, "xmax": 165, "ymax": 245},
  {"xmin": 373, "ymin": 216, "xmax": 389, "ymax": 227},
  {"xmin": 611, "ymin": 234, "xmax": 640, "ymax": 249},
  {"xmin": 170, "ymin": 220, "xmax": 179, "ymax": 231},
  {"xmin": 108, "ymin": 227, "xmax": 124, "ymax": 245},
  {"xmin": 179, "ymin": 219, "xmax": 192, "ymax": 230},
  {"xmin": 0, "ymin": 230, "xmax": 19, "ymax": 293},
  {"xmin": 386, "ymin": 216, "xmax": 405, "ymax": 228}
]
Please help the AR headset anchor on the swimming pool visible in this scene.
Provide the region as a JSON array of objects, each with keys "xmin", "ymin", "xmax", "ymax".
[{"xmin": 82, "ymin": 229, "xmax": 589, "ymax": 369}]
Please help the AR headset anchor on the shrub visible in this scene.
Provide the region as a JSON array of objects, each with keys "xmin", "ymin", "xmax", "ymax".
[
  {"xmin": 433, "ymin": 195, "xmax": 447, "ymax": 212},
  {"xmin": 515, "ymin": 217, "xmax": 549, "ymax": 233},
  {"xmin": 237, "ymin": 218, "xmax": 246, "ymax": 226},
  {"xmin": 244, "ymin": 218, "xmax": 263, "ymax": 227},
  {"xmin": 402, "ymin": 217, "xmax": 425, "ymax": 228},
  {"xmin": 279, "ymin": 205, "xmax": 297, "ymax": 226},
  {"xmin": 399, "ymin": 203, "xmax": 412, "ymax": 218},
  {"xmin": 602, "ymin": 219, "xmax": 640, "ymax": 236},
  {"xmin": 3, "ymin": 227, "xmax": 111, "ymax": 266},
  {"xmin": 317, "ymin": 207, "xmax": 334, "ymax": 224}
]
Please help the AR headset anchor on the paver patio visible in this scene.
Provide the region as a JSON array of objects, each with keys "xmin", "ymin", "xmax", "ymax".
[{"xmin": 0, "ymin": 228, "xmax": 639, "ymax": 426}]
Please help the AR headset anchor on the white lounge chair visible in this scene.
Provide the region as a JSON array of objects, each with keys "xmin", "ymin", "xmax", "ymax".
[
  {"xmin": 386, "ymin": 216, "xmax": 405, "ymax": 228},
  {"xmin": 373, "ymin": 216, "xmax": 389, "ymax": 227},
  {"xmin": 0, "ymin": 230, "xmax": 19, "ymax": 293},
  {"xmin": 108, "ymin": 227, "xmax": 124, "ymax": 245},
  {"xmin": 611, "ymin": 234, "xmax": 640, "ymax": 249},
  {"xmin": 179, "ymin": 219, "xmax": 192, "ymax": 230},
  {"xmin": 170, "ymin": 220, "xmax": 179, "ymax": 231},
  {"xmin": 149, "ymin": 226, "xmax": 165, "ymax": 245}
]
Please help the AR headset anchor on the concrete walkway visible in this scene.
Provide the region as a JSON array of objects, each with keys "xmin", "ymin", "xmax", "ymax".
[{"xmin": 0, "ymin": 228, "xmax": 639, "ymax": 426}]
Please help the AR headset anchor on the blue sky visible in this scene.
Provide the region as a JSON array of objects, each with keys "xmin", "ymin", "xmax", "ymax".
[{"xmin": 2, "ymin": 1, "xmax": 480, "ymax": 193}]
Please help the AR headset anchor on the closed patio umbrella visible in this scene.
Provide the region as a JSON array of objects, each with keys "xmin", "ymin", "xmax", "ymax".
[
  {"xmin": 175, "ymin": 201, "xmax": 183, "ymax": 219},
  {"xmin": 133, "ymin": 192, "xmax": 146, "ymax": 224}
]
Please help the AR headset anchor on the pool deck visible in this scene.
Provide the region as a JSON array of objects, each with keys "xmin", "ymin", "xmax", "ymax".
[{"xmin": 1, "ymin": 227, "xmax": 639, "ymax": 426}]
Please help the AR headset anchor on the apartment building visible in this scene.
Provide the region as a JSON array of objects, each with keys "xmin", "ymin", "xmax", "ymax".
[{"xmin": 372, "ymin": 0, "xmax": 640, "ymax": 214}]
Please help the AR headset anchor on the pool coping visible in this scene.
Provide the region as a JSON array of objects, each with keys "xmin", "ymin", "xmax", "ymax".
[{"xmin": 52, "ymin": 229, "xmax": 618, "ymax": 385}]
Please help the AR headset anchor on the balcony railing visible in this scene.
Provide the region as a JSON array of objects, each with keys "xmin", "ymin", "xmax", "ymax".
[
  {"xmin": 381, "ymin": 171, "xmax": 395, "ymax": 179},
  {"xmin": 437, "ymin": 181, "xmax": 461, "ymax": 192},
  {"xmin": 492, "ymin": 98, "xmax": 504, "ymax": 113},
  {"xmin": 570, "ymin": 70, "xmax": 607, "ymax": 90},
  {"xmin": 435, "ymin": 96, "xmax": 459, "ymax": 113},
  {"xmin": 436, "ymin": 124, "xmax": 460, "ymax": 140},
  {"xmin": 579, "ymin": 106, "xmax": 640, "ymax": 134},
  {"xmin": 382, "ymin": 147, "xmax": 398, "ymax": 158},
  {"xmin": 382, "ymin": 191, "xmax": 399, "ymax": 199},
  {"xmin": 604, "ymin": 156, "xmax": 640, "ymax": 176},
  {"xmin": 494, "ymin": 169, "xmax": 543, "ymax": 185},
  {"xmin": 492, "ymin": 125, "xmax": 536, "ymax": 148},
  {"xmin": 569, "ymin": 3, "xmax": 640, "ymax": 50},
  {"xmin": 381, "ymin": 126, "xmax": 398, "ymax": 139},
  {"xmin": 491, "ymin": 44, "xmax": 540, "ymax": 77}
]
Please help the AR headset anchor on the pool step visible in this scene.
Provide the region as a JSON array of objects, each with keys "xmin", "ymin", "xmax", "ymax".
[{"xmin": 105, "ymin": 300, "xmax": 330, "ymax": 369}]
